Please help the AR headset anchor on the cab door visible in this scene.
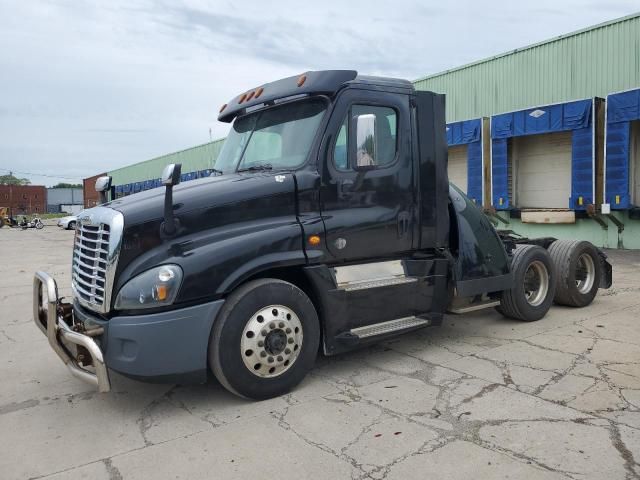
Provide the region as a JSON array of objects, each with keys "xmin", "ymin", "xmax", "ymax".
[{"xmin": 319, "ymin": 89, "xmax": 414, "ymax": 262}]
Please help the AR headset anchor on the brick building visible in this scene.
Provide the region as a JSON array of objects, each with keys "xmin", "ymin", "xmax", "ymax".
[
  {"xmin": 83, "ymin": 173, "xmax": 106, "ymax": 208},
  {"xmin": 0, "ymin": 185, "xmax": 47, "ymax": 215}
]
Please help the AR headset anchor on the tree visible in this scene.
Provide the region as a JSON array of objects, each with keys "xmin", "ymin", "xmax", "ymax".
[
  {"xmin": 0, "ymin": 174, "xmax": 30, "ymax": 185},
  {"xmin": 51, "ymin": 182, "xmax": 82, "ymax": 189}
]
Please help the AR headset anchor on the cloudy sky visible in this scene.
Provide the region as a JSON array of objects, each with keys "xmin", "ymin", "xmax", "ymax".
[{"xmin": 1, "ymin": 1, "xmax": 638, "ymax": 186}]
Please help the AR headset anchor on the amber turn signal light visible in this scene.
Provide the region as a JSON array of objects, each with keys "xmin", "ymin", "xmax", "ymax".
[{"xmin": 308, "ymin": 235, "xmax": 321, "ymax": 246}]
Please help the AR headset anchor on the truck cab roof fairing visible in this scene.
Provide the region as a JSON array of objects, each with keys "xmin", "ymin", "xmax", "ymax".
[{"xmin": 218, "ymin": 70, "xmax": 358, "ymax": 123}]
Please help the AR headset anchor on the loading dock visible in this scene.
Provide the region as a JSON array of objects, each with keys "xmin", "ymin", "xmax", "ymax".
[
  {"xmin": 491, "ymin": 99, "xmax": 595, "ymax": 213},
  {"xmin": 606, "ymin": 88, "xmax": 640, "ymax": 209},
  {"xmin": 512, "ymin": 131, "xmax": 573, "ymax": 208},
  {"xmin": 632, "ymin": 121, "xmax": 640, "ymax": 206},
  {"xmin": 446, "ymin": 118, "xmax": 485, "ymax": 205},
  {"xmin": 447, "ymin": 144, "xmax": 468, "ymax": 193}
]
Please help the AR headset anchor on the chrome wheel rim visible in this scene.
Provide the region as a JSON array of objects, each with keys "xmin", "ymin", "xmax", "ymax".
[
  {"xmin": 241, "ymin": 305, "xmax": 303, "ymax": 378},
  {"xmin": 523, "ymin": 260, "xmax": 549, "ymax": 307},
  {"xmin": 575, "ymin": 253, "xmax": 595, "ymax": 294}
]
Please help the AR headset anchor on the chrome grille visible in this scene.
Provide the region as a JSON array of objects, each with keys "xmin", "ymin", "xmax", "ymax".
[
  {"xmin": 73, "ymin": 224, "xmax": 109, "ymax": 306},
  {"xmin": 71, "ymin": 207, "xmax": 124, "ymax": 313}
]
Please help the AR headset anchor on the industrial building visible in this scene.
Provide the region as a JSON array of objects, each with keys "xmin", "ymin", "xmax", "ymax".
[
  {"xmin": 0, "ymin": 185, "xmax": 47, "ymax": 215},
  {"xmin": 91, "ymin": 13, "xmax": 640, "ymax": 248},
  {"xmin": 83, "ymin": 173, "xmax": 106, "ymax": 208},
  {"xmin": 46, "ymin": 187, "xmax": 83, "ymax": 214}
]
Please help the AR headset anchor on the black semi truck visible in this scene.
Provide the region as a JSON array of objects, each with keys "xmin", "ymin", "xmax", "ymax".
[{"xmin": 33, "ymin": 70, "xmax": 612, "ymax": 399}]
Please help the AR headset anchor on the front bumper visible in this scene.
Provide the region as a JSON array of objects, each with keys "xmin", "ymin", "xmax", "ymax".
[
  {"xmin": 33, "ymin": 271, "xmax": 225, "ymax": 391},
  {"xmin": 33, "ymin": 271, "xmax": 111, "ymax": 392}
]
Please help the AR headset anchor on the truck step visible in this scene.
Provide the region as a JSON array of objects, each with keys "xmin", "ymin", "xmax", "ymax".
[
  {"xmin": 349, "ymin": 316, "xmax": 430, "ymax": 339},
  {"xmin": 448, "ymin": 300, "xmax": 500, "ymax": 314},
  {"xmin": 340, "ymin": 276, "xmax": 417, "ymax": 292},
  {"xmin": 334, "ymin": 260, "xmax": 417, "ymax": 291}
]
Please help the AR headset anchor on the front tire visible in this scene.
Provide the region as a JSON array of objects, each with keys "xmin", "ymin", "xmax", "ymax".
[
  {"xmin": 498, "ymin": 245, "xmax": 556, "ymax": 322},
  {"xmin": 209, "ymin": 279, "xmax": 320, "ymax": 400},
  {"xmin": 67, "ymin": 221, "xmax": 76, "ymax": 230},
  {"xmin": 547, "ymin": 240, "xmax": 601, "ymax": 307}
]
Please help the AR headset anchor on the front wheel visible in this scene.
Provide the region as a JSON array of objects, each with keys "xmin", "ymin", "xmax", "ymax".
[
  {"xmin": 498, "ymin": 245, "xmax": 556, "ymax": 322},
  {"xmin": 67, "ymin": 221, "xmax": 76, "ymax": 230},
  {"xmin": 209, "ymin": 278, "xmax": 320, "ymax": 400},
  {"xmin": 35, "ymin": 221, "xmax": 44, "ymax": 229}
]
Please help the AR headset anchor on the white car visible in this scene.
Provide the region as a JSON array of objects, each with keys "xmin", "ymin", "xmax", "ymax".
[{"xmin": 57, "ymin": 215, "xmax": 77, "ymax": 230}]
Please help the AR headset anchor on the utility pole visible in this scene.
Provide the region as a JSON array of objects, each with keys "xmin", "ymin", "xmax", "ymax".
[{"xmin": 8, "ymin": 171, "xmax": 12, "ymax": 216}]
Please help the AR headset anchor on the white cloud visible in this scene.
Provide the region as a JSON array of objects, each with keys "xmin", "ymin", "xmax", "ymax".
[{"xmin": 0, "ymin": 0, "xmax": 637, "ymax": 185}]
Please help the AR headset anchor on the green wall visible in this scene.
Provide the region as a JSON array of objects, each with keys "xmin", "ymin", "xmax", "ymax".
[
  {"xmin": 495, "ymin": 211, "xmax": 639, "ymax": 250},
  {"xmin": 108, "ymin": 138, "xmax": 225, "ymax": 186},
  {"xmin": 414, "ymin": 13, "xmax": 640, "ymax": 123}
]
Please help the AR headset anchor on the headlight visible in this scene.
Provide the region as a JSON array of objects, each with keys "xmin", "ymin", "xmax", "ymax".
[{"xmin": 114, "ymin": 265, "xmax": 183, "ymax": 310}]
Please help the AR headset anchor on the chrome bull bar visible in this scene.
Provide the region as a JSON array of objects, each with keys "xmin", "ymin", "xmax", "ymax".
[{"xmin": 33, "ymin": 271, "xmax": 111, "ymax": 392}]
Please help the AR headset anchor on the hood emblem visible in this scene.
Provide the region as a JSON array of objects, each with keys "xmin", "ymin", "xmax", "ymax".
[
  {"xmin": 275, "ymin": 175, "xmax": 286, "ymax": 183},
  {"xmin": 79, "ymin": 214, "xmax": 93, "ymax": 225}
]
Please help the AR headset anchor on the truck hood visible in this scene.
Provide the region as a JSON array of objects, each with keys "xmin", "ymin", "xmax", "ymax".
[
  {"xmin": 107, "ymin": 171, "xmax": 299, "ymax": 289},
  {"xmin": 107, "ymin": 172, "xmax": 295, "ymax": 227}
]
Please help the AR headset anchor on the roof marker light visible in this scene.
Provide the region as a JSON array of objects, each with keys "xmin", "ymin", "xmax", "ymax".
[
  {"xmin": 219, "ymin": 103, "xmax": 227, "ymax": 113},
  {"xmin": 297, "ymin": 75, "xmax": 306, "ymax": 87},
  {"xmin": 255, "ymin": 87, "xmax": 264, "ymax": 98},
  {"xmin": 246, "ymin": 90, "xmax": 255, "ymax": 101},
  {"xmin": 239, "ymin": 93, "xmax": 247, "ymax": 104}
]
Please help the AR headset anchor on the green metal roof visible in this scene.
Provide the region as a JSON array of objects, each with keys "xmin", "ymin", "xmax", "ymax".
[
  {"xmin": 414, "ymin": 12, "xmax": 640, "ymax": 122},
  {"xmin": 107, "ymin": 13, "xmax": 640, "ymax": 184},
  {"xmin": 108, "ymin": 138, "xmax": 225, "ymax": 186}
]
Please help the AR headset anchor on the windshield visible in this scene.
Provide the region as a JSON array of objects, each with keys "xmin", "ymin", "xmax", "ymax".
[{"xmin": 215, "ymin": 98, "xmax": 327, "ymax": 173}]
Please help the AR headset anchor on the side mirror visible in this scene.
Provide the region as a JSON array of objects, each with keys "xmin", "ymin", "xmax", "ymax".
[
  {"xmin": 95, "ymin": 176, "xmax": 112, "ymax": 204},
  {"xmin": 161, "ymin": 163, "xmax": 182, "ymax": 236},
  {"xmin": 355, "ymin": 113, "xmax": 376, "ymax": 170},
  {"xmin": 161, "ymin": 163, "xmax": 182, "ymax": 186}
]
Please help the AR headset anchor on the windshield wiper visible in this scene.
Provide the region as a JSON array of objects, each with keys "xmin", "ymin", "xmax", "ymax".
[{"xmin": 237, "ymin": 163, "xmax": 273, "ymax": 173}]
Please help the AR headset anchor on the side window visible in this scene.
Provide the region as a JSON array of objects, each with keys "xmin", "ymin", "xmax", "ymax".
[
  {"xmin": 332, "ymin": 105, "xmax": 398, "ymax": 170},
  {"xmin": 334, "ymin": 116, "xmax": 348, "ymax": 170}
]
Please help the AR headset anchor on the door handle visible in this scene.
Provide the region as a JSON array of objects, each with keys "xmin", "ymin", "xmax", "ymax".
[
  {"xmin": 339, "ymin": 179, "xmax": 355, "ymax": 198},
  {"xmin": 397, "ymin": 211, "xmax": 410, "ymax": 238}
]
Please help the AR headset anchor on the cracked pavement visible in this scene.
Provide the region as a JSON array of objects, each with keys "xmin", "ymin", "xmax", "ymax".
[{"xmin": 1, "ymin": 227, "xmax": 640, "ymax": 479}]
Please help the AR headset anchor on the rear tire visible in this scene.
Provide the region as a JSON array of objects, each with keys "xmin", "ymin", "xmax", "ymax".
[
  {"xmin": 498, "ymin": 245, "xmax": 556, "ymax": 322},
  {"xmin": 547, "ymin": 240, "xmax": 601, "ymax": 307},
  {"xmin": 209, "ymin": 278, "xmax": 320, "ymax": 400}
]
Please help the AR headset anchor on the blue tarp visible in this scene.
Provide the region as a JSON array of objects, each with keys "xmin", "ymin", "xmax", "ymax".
[
  {"xmin": 447, "ymin": 119, "xmax": 483, "ymax": 205},
  {"xmin": 608, "ymin": 89, "xmax": 640, "ymax": 123},
  {"xmin": 492, "ymin": 139, "xmax": 510, "ymax": 209},
  {"xmin": 491, "ymin": 99, "xmax": 592, "ymax": 139},
  {"xmin": 570, "ymin": 127, "xmax": 594, "ymax": 209},
  {"xmin": 447, "ymin": 119, "xmax": 481, "ymax": 146},
  {"xmin": 491, "ymin": 99, "xmax": 594, "ymax": 211},
  {"xmin": 606, "ymin": 89, "xmax": 640, "ymax": 209}
]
